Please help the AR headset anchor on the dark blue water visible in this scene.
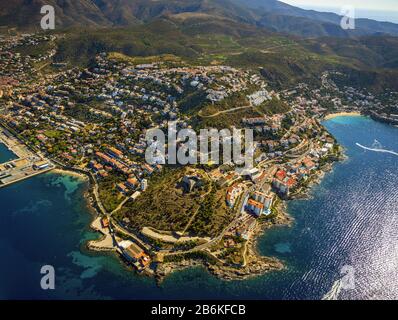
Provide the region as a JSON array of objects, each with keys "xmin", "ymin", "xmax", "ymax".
[
  {"xmin": 1, "ymin": 116, "xmax": 397, "ymax": 300},
  {"xmin": 0, "ymin": 143, "xmax": 16, "ymax": 163}
]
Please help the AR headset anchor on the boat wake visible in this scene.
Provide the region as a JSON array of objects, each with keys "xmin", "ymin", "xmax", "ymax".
[
  {"xmin": 356, "ymin": 141, "xmax": 398, "ymax": 157},
  {"xmin": 322, "ymin": 279, "xmax": 343, "ymax": 300}
]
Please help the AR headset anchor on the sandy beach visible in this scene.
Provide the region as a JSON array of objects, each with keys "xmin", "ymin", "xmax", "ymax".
[
  {"xmin": 87, "ymin": 217, "xmax": 116, "ymax": 252},
  {"xmin": 52, "ymin": 168, "xmax": 89, "ymax": 181},
  {"xmin": 324, "ymin": 112, "xmax": 362, "ymax": 120}
]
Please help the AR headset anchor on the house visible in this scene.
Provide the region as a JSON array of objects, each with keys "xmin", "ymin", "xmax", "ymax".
[
  {"xmin": 141, "ymin": 179, "xmax": 148, "ymax": 191},
  {"xmin": 96, "ymin": 151, "xmax": 112, "ymax": 164},
  {"xmin": 226, "ymin": 183, "xmax": 244, "ymax": 208},
  {"xmin": 90, "ymin": 162, "xmax": 103, "ymax": 172},
  {"xmin": 119, "ymin": 241, "xmax": 151, "ymax": 270},
  {"xmin": 101, "ymin": 217, "xmax": 109, "ymax": 228},
  {"xmin": 209, "ymin": 168, "xmax": 224, "ymax": 182},
  {"xmin": 117, "ymin": 183, "xmax": 129, "ymax": 195},
  {"xmin": 261, "ymin": 194, "xmax": 274, "ymax": 216},
  {"xmin": 246, "ymin": 199, "xmax": 264, "ymax": 216},
  {"xmin": 246, "ymin": 191, "xmax": 274, "ymax": 216},
  {"xmin": 243, "ymin": 168, "xmax": 262, "ymax": 182},
  {"xmin": 126, "ymin": 177, "xmax": 139, "ymax": 189},
  {"xmin": 302, "ymin": 158, "xmax": 317, "ymax": 171},
  {"xmin": 275, "ymin": 170, "xmax": 287, "ymax": 181},
  {"xmin": 33, "ymin": 160, "xmax": 49, "ymax": 170},
  {"xmin": 97, "ymin": 170, "xmax": 108, "ymax": 179},
  {"xmin": 273, "ymin": 177, "xmax": 297, "ymax": 197},
  {"xmin": 107, "ymin": 146, "xmax": 123, "ymax": 159},
  {"xmin": 252, "ymin": 191, "xmax": 267, "ymax": 203},
  {"xmin": 224, "ymin": 172, "xmax": 240, "ymax": 186}
]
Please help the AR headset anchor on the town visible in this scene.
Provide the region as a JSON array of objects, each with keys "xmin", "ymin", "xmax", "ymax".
[{"xmin": 0, "ymin": 32, "xmax": 390, "ymax": 280}]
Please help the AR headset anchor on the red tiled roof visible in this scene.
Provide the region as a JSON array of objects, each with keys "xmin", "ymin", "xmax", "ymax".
[
  {"xmin": 275, "ymin": 170, "xmax": 287, "ymax": 181},
  {"xmin": 287, "ymin": 178, "xmax": 297, "ymax": 187},
  {"xmin": 248, "ymin": 199, "xmax": 264, "ymax": 209}
]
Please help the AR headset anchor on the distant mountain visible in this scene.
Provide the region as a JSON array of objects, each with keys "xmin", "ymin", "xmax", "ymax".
[
  {"xmin": 93, "ymin": 0, "xmax": 258, "ymax": 25},
  {"xmin": 0, "ymin": 0, "xmax": 257, "ymax": 30},
  {"xmin": 233, "ymin": 0, "xmax": 398, "ymax": 37},
  {"xmin": 1, "ymin": 0, "xmax": 398, "ymax": 38},
  {"xmin": 0, "ymin": 0, "xmax": 111, "ymax": 30}
]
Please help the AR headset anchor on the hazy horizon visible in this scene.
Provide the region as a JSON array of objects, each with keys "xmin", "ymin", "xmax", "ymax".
[{"xmin": 280, "ymin": 0, "xmax": 398, "ymax": 23}]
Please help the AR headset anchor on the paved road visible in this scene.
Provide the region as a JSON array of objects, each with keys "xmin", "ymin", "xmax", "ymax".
[
  {"xmin": 112, "ymin": 222, "xmax": 151, "ymax": 251},
  {"xmin": 142, "ymin": 227, "xmax": 210, "ymax": 244},
  {"xmin": 110, "ymin": 196, "xmax": 130, "ymax": 216}
]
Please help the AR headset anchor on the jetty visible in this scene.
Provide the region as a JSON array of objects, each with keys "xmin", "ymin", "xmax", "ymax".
[{"xmin": 0, "ymin": 126, "xmax": 55, "ymax": 188}]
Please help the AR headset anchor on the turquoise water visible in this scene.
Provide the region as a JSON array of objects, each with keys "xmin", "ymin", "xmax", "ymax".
[
  {"xmin": 0, "ymin": 143, "xmax": 17, "ymax": 163},
  {"xmin": 1, "ymin": 116, "xmax": 397, "ymax": 299}
]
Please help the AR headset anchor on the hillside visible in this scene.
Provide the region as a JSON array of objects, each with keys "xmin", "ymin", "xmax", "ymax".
[
  {"xmin": 0, "ymin": 0, "xmax": 111, "ymax": 30},
  {"xmin": 93, "ymin": 0, "xmax": 257, "ymax": 25},
  {"xmin": 2, "ymin": 0, "xmax": 398, "ymax": 38},
  {"xmin": 234, "ymin": 0, "xmax": 398, "ymax": 37},
  {"xmin": 49, "ymin": 15, "xmax": 398, "ymax": 94},
  {"xmin": 2, "ymin": 1, "xmax": 398, "ymax": 93}
]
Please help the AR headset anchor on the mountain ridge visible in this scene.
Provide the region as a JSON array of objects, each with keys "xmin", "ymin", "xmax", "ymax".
[{"xmin": 1, "ymin": 0, "xmax": 398, "ymax": 38}]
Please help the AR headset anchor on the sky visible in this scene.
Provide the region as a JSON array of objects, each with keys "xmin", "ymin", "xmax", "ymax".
[
  {"xmin": 280, "ymin": 0, "xmax": 398, "ymax": 11},
  {"xmin": 280, "ymin": 0, "xmax": 398, "ymax": 23}
]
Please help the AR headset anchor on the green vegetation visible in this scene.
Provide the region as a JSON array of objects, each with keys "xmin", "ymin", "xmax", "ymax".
[
  {"xmin": 117, "ymin": 168, "xmax": 207, "ymax": 233},
  {"xmin": 44, "ymin": 130, "xmax": 62, "ymax": 139},
  {"xmin": 187, "ymin": 186, "xmax": 233, "ymax": 237},
  {"xmin": 98, "ymin": 175, "xmax": 125, "ymax": 212},
  {"xmin": 199, "ymin": 92, "xmax": 249, "ymax": 116},
  {"xmin": 163, "ymin": 251, "xmax": 219, "ymax": 265},
  {"xmin": 218, "ymin": 246, "xmax": 245, "ymax": 266},
  {"xmin": 257, "ymin": 97, "xmax": 291, "ymax": 115},
  {"xmin": 194, "ymin": 108, "xmax": 262, "ymax": 130},
  {"xmin": 115, "ymin": 167, "xmax": 232, "ymax": 237},
  {"xmin": 51, "ymin": 16, "xmax": 398, "ymax": 93}
]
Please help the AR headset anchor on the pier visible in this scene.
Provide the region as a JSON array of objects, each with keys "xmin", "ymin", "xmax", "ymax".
[{"xmin": 0, "ymin": 126, "xmax": 55, "ymax": 188}]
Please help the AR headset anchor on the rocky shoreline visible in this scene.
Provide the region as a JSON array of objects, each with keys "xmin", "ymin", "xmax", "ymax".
[
  {"xmin": 155, "ymin": 203, "xmax": 293, "ymax": 283},
  {"xmin": 80, "ymin": 150, "xmax": 342, "ymax": 283},
  {"xmin": 155, "ymin": 254, "xmax": 284, "ymax": 283},
  {"xmin": 56, "ymin": 138, "xmax": 345, "ymax": 283}
]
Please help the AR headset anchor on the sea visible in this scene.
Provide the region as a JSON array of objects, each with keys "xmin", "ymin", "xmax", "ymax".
[
  {"xmin": 298, "ymin": 5, "xmax": 398, "ymax": 24},
  {"xmin": 0, "ymin": 143, "xmax": 17, "ymax": 163},
  {"xmin": 0, "ymin": 116, "xmax": 397, "ymax": 300}
]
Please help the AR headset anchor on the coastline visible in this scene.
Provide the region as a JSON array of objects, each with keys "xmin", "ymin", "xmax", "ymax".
[
  {"xmin": 52, "ymin": 168, "xmax": 89, "ymax": 181},
  {"xmin": 155, "ymin": 206, "xmax": 293, "ymax": 283},
  {"xmin": 324, "ymin": 112, "xmax": 362, "ymax": 120},
  {"xmin": 0, "ymin": 133, "xmax": 339, "ymax": 283},
  {"xmin": 51, "ymin": 167, "xmax": 119, "ymax": 253},
  {"xmin": 44, "ymin": 129, "xmax": 346, "ymax": 283},
  {"xmin": 1, "ymin": 110, "xmax": 396, "ymax": 299},
  {"xmin": 78, "ymin": 149, "xmax": 345, "ymax": 283}
]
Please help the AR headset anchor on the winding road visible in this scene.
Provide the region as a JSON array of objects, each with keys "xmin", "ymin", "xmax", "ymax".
[{"xmin": 199, "ymin": 105, "xmax": 252, "ymax": 118}]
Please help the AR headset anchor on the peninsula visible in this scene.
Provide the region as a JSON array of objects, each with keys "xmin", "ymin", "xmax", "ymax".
[{"xmin": 0, "ymin": 33, "xmax": 349, "ymax": 281}]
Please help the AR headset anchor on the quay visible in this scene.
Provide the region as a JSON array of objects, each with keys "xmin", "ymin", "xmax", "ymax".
[{"xmin": 0, "ymin": 126, "xmax": 55, "ymax": 188}]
